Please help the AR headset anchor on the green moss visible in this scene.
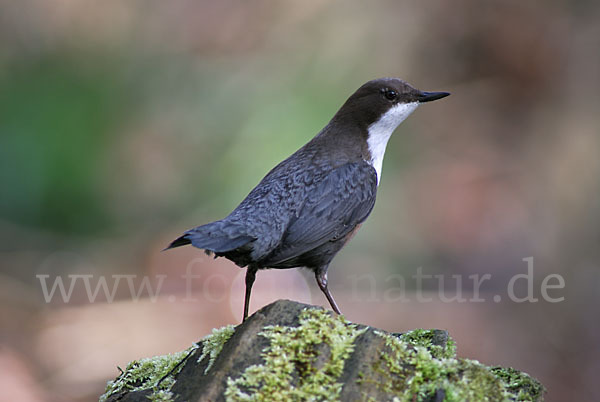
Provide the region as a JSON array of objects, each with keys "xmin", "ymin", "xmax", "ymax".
[
  {"xmin": 197, "ymin": 325, "xmax": 236, "ymax": 373},
  {"xmin": 490, "ymin": 366, "xmax": 545, "ymax": 401},
  {"xmin": 147, "ymin": 389, "xmax": 177, "ymax": 402},
  {"xmin": 399, "ymin": 329, "xmax": 456, "ymax": 359},
  {"xmin": 224, "ymin": 308, "xmax": 366, "ymax": 401},
  {"xmin": 99, "ymin": 345, "xmax": 198, "ymax": 402},
  {"xmin": 360, "ymin": 330, "xmax": 544, "ymax": 402},
  {"xmin": 100, "ymin": 324, "xmax": 235, "ymax": 401},
  {"xmin": 99, "ymin": 309, "xmax": 544, "ymax": 402}
]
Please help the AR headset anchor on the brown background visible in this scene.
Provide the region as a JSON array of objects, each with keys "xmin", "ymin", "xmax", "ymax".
[{"xmin": 1, "ymin": 1, "xmax": 599, "ymax": 401}]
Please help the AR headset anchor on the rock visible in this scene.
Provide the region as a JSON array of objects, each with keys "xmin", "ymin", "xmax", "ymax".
[{"xmin": 99, "ymin": 300, "xmax": 545, "ymax": 401}]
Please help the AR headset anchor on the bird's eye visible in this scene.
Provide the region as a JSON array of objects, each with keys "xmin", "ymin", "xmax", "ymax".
[{"xmin": 383, "ymin": 88, "xmax": 398, "ymax": 101}]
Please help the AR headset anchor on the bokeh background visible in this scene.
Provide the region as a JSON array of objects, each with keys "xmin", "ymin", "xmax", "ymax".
[{"xmin": 1, "ymin": 1, "xmax": 599, "ymax": 401}]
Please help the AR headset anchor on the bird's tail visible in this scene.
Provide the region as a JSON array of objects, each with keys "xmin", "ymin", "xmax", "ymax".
[{"xmin": 164, "ymin": 221, "xmax": 254, "ymax": 253}]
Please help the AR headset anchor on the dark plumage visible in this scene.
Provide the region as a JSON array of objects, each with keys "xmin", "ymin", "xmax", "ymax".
[{"xmin": 166, "ymin": 78, "xmax": 449, "ymax": 321}]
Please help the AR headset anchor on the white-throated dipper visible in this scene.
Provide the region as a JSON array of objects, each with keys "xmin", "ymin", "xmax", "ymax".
[{"xmin": 166, "ymin": 78, "xmax": 449, "ymax": 321}]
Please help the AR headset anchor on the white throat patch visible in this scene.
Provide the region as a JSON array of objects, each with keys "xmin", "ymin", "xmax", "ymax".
[{"xmin": 367, "ymin": 102, "xmax": 419, "ymax": 184}]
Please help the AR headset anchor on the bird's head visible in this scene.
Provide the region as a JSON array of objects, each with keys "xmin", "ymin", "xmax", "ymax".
[{"xmin": 333, "ymin": 77, "xmax": 450, "ymax": 130}]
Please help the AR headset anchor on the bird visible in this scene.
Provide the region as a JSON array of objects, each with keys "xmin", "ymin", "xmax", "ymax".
[{"xmin": 166, "ymin": 77, "xmax": 449, "ymax": 321}]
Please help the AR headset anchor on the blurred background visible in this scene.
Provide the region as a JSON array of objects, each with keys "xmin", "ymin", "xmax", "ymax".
[{"xmin": 1, "ymin": 0, "xmax": 599, "ymax": 400}]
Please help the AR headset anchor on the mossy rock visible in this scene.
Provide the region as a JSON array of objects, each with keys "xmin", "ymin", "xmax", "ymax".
[{"xmin": 99, "ymin": 300, "xmax": 545, "ymax": 401}]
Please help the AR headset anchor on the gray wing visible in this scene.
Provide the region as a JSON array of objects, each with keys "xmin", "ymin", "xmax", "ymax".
[{"xmin": 260, "ymin": 161, "xmax": 378, "ymax": 266}]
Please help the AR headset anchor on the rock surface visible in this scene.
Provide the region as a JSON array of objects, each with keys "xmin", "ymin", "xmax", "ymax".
[{"xmin": 100, "ymin": 300, "xmax": 545, "ymax": 401}]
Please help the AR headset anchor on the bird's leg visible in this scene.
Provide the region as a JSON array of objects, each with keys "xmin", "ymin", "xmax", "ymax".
[
  {"xmin": 243, "ymin": 266, "xmax": 258, "ymax": 322},
  {"xmin": 315, "ymin": 266, "xmax": 342, "ymax": 314}
]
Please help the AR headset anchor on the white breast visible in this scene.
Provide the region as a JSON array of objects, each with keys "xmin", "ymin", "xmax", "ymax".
[{"xmin": 366, "ymin": 102, "xmax": 419, "ymax": 184}]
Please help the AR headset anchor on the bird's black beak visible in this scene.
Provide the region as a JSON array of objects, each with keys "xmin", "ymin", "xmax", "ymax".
[{"xmin": 416, "ymin": 91, "xmax": 450, "ymax": 103}]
